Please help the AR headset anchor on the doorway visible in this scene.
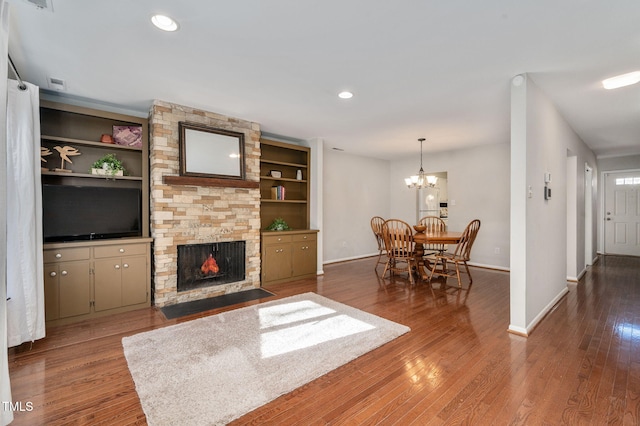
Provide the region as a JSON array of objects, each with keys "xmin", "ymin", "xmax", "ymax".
[
  {"xmin": 584, "ymin": 164, "xmax": 593, "ymax": 265},
  {"xmin": 415, "ymin": 171, "xmax": 447, "ymax": 224},
  {"xmin": 604, "ymin": 170, "xmax": 640, "ymax": 256}
]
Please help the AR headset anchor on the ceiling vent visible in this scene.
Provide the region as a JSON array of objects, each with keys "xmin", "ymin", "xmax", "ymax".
[
  {"xmin": 20, "ymin": 0, "xmax": 54, "ymax": 12},
  {"xmin": 47, "ymin": 77, "xmax": 66, "ymax": 91}
]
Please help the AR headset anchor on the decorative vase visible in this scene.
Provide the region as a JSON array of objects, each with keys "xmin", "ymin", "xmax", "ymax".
[
  {"xmin": 100, "ymin": 134, "xmax": 115, "ymax": 144},
  {"xmin": 296, "ymin": 169, "xmax": 302, "ymax": 180},
  {"xmin": 91, "ymin": 168, "xmax": 123, "ymax": 176}
]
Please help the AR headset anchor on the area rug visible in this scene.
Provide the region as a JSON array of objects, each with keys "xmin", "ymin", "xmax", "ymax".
[{"xmin": 122, "ymin": 292, "xmax": 410, "ymax": 425}]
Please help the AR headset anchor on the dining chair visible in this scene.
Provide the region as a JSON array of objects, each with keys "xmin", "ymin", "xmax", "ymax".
[
  {"xmin": 417, "ymin": 215, "xmax": 447, "ymax": 257},
  {"xmin": 381, "ymin": 219, "xmax": 417, "ymax": 285},
  {"xmin": 370, "ymin": 216, "xmax": 387, "ymax": 271},
  {"xmin": 428, "ymin": 219, "xmax": 481, "ymax": 289}
]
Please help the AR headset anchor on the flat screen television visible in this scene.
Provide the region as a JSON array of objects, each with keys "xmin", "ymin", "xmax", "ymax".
[{"xmin": 42, "ymin": 184, "xmax": 142, "ymax": 242}]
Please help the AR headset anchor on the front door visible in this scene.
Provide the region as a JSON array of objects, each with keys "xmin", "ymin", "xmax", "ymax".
[{"xmin": 604, "ymin": 171, "xmax": 640, "ymax": 256}]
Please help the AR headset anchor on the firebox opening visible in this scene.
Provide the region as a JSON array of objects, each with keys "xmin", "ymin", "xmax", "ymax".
[{"xmin": 177, "ymin": 241, "xmax": 246, "ymax": 292}]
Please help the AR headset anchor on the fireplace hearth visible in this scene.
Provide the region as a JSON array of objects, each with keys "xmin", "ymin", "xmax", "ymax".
[{"xmin": 177, "ymin": 241, "xmax": 246, "ymax": 292}]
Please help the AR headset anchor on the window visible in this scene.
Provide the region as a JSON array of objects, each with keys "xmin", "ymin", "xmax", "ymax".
[{"xmin": 615, "ymin": 177, "xmax": 640, "ymax": 185}]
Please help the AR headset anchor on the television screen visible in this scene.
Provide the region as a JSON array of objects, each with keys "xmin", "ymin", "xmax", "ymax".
[{"xmin": 42, "ymin": 184, "xmax": 142, "ymax": 242}]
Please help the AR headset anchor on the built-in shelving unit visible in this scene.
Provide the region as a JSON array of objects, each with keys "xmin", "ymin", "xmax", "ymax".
[
  {"xmin": 41, "ymin": 170, "xmax": 143, "ymax": 181},
  {"xmin": 259, "ymin": 138, "xmax": 317, "ymax": 284},
  {"xmin": 40, "ymin": 100, "xmax": 151, "ymax": 326},
  {"xmin": 259, "ymin": 139, "xmax": 310, "ymax": 230}
]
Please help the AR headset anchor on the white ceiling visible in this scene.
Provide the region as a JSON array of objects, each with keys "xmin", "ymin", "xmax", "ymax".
[{"xmin": 7, "ymin": 0, "xmax": 640, "ymax": 160}]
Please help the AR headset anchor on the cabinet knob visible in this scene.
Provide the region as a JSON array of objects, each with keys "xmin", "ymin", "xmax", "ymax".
[
  {"xmin": 50, "ymin": 271, "xmax": 57, "ymax": 277},
  {"xmin": 303, "ymin": 236, "xmax": 307, "ymax": 239},
  {"xmin": 123, "ymin": 263, "xmax": 129, "ymax": 268},
  {"xmin": 61, "ymin": 270, "xmax": 68, "ymax": 276},
  {"xmin": 55, "ymin": 253, "xmax": 62, "ymax": 259},
  {"xmin": 115, "ymin": 264, "xmax": 120, "ymax": 269},
  {"xmin": 277, "ymin": 238, "xmax": 282, "ymax": 241},
  {"xmin": 119, "ymin": 248, "xmax": 125, "ymax": 253}
]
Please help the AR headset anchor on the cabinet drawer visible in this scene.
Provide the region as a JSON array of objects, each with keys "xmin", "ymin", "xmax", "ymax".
[
  {"xmin": 292, "ymin": 233, "xmax": 317, "ymax": 243},
  {"xmin": 263, "ymin": 234, "xmax": 292, "ymax": 245},
  {"xmin": 44, "ymin": 247, "xmax": 90, "ymax": 263},
  {"xmin": 94, "ymin": 243, "xmax": 147, "ymax": 258}
]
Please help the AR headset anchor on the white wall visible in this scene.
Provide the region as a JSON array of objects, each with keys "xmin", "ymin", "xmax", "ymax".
[
  {"xmin": 307, "ymin": 137, "xmax": 324, "ymax": 273},
  {"xmin": 323, "ymin": 148, "xmax": 390, "ymax": 263},
  {"xmin": 322, "ymin": 142, "xmax": 511, "ymax": 269},
  {"xmin": 389, "ymin": 143, "xmax": 511, "ymax": 269},
  {"xmin": 510, "ymin": 74, "xmax": 597, "ymax": 334},
  {"xmin": 566, "ymin": 153, "xmax": 577, "ymax": 279}
]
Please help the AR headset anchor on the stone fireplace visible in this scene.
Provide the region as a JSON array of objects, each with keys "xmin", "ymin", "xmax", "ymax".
[{"xmin": 149, "ymin": 100, "xmax": 261, "ymax": 307}]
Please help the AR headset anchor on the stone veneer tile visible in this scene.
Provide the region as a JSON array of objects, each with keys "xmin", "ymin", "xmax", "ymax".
[{"xmin": 149, "ymin": 100, "xmax": 261, "ymax": 307}]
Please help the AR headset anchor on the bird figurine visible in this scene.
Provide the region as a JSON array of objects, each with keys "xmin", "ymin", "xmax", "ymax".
[
  {"xmin": 40, "ymin": 147, "xmax": 52, "ymax": 171},
  {"xmin": 53, "ymin": 145, "xmax": 81, "ymax": 172}
]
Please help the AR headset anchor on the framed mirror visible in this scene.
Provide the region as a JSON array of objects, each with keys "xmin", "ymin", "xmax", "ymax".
[{"xmin": 178, "ymin": 122, "xmax": 245, "ymax": 179}]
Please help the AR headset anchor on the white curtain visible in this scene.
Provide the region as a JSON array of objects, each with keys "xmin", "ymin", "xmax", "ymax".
[
  {"xmin": 5, "ymin": 78, "xmax": 44, "ymax": 349},
  {"xmin": 0, "ymin": 0, "xmax": 13, "ymax": 422}
]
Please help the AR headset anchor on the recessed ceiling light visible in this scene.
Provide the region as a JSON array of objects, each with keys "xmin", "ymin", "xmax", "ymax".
[
  {"xmin": 151, "ymin": 14, "xmax": 179, "ymax": 32},
  {"xmin": 602, "ymin": 71, "xmax": 640, "ymax": 90},
  {"xmin": 338, "ymin": 91, "xmax": 353, "ymax": 99}
]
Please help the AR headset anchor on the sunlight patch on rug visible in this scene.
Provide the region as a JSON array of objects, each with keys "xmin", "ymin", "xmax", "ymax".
[
  {"xmin": 260, "ymin": 313, "xmax": 375, "ymax": 358},
  {"xmin": 122, "ymin": 292, "xmax": 410, "ymax": 426},
  {"xmin": 258, "ymin": 299, "xmax": 336, "ymax": 328}
]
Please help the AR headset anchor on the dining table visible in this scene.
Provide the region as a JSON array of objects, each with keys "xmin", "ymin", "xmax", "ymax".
[{"xmin": 412, "ymin": 229, "xmax": 463, "ymax": 281}]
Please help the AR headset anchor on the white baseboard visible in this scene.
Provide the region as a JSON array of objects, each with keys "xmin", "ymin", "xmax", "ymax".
[
  {"xmin": 567, "ymin": 265, "xmax": 591, "ymax": 282},
  {"xmin": 323, "ymin": 253, "xmax": 378, "ymax": 265},
  {"xmin": 512, "ymin": 286, "xmax": 569, "ymax": 337},
  {"xmin": 467, "ymin": 261, "xmax": 510, "ymax": 272},
  {"xmin": 577, "ymin": 267, "xmax": 587, "ymax": 280},
  {"xmin": 507, "ymin": 324, "xmax": 528, "ymax": 337}
]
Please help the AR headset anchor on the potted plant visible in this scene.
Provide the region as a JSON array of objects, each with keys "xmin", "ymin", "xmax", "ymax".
[
  {"xmin": 266, "ymin": 217, "xmax": 291, "ymax": 231},
  {"xmin": 90, "ymin": 153, "xmax": 125, "ymax": 176}
]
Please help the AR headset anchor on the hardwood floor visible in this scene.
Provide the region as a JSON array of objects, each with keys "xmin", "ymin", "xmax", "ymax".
[{"xmin": 7, "ymin": 255, "xmax": 640, "ymax": 425}]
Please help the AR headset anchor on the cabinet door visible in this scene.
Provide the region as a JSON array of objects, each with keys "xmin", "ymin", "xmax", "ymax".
[
  {"xmin": 58, "ymin": 261, "xmax": 91, "ymax": 318},
  {"xmin": 94, "ymin": 258, "xmax": 122, "ymax": 312},
  {"xmin": 121, "ymin": 255, "xmax": 148, "ymax": 306},
  {"xmin": 292, "ymin": 241, "xmax": 317, "ymax": 277},
  {"xmin": 43, "ymin": 264, "xmax": 60, "ymax": 321},
  {"xmin": 262, "ymin": 244, "xmax": 292, "ymax": 282}
]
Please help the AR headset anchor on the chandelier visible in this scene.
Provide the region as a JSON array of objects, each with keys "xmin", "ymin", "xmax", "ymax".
[{"xmin": 404, "ymin": 138, "xmax": 438, "ymax": 188}]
